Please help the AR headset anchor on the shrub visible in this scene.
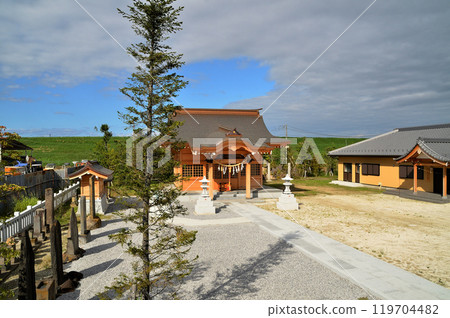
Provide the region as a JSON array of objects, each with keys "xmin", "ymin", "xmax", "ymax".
[{"xmin": 13, "ymin": 196, "xmax": 39, "ymax": 212}]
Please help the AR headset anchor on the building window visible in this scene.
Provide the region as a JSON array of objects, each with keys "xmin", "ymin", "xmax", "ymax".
[
  {"xmin": 213, "ymin": 164, "xmax": 230, "ymax": 179},
  {"xmin": 241, "ymin": 165, "xmax": 246, "ymax": 176},
  {"xmin": 251, "ymin": 164, "xmax": 261, "ymax": 176},
  {"xmin": 182, "ymin": 164, "xmax": 203, "ymax": 177},
  {"xmin": 399, "ymin": 165, "xmax": 424, "ymax": 180},
  {"xmin": 361, "ymin": 163, "xmax": 380, "ymax": 176}
]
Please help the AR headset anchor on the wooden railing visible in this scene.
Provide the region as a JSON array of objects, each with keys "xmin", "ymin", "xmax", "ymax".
[{"xmin": 0, "ymin": 182, "xmax": 80, "ymax": 242}]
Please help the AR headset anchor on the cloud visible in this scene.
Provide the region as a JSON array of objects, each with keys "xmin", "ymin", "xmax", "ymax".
[
  {"xmin": 1, "ymin": 0, "xmax": 449, "ymax": 135},
  {"xmin": 0, "ymin": 0, "xmax": 136, "ymax": 85},
  {"xmin": 174, "ymin": 0, "xmax": 450, "ymax": 135}
]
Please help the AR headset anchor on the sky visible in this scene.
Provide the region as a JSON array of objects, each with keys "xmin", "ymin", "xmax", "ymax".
[{"xmin": 1, "ymin": 0, "xmax": 449, "ymax": 138}]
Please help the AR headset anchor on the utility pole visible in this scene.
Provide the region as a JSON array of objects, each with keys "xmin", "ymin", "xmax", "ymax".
[{"xmin": 284, "ymin": 124, "xmax": 291, "ymax": 175}]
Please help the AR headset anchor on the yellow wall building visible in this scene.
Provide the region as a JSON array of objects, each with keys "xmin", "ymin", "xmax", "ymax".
[{"xmin": 329, "ymin": 124, "xmax": 449, "ymax": 198}]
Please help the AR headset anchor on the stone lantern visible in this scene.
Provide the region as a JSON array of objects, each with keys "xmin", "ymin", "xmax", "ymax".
[
  {"xmin": 276, "ymin": 174, "xmax": 299, "ymax": 210},
  {"xmin": 195, "ymin": 176, "xmax": 216, "ymax": 215}
]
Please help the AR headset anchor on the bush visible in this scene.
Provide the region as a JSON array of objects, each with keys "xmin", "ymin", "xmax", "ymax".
[{"xmin": 13, "ymin": 196, "xmax": 38, "ymax": 212}]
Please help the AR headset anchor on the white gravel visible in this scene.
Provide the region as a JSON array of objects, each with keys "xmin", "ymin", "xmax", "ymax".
[{"xmin": 58, "ymin": 198, "xmax": 369, "ymax": 300}]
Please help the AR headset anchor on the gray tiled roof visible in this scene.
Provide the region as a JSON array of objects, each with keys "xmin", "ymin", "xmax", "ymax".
[
  {"xmin": 328, "ymin": 123, "xmax": 450, "ymax": 157},
  {"xmin": 175, "ymin": 109, "xmax": 276, "ymax": 147},
  {"xmin": 415, "ymin": 138, "xmax": 450, "ymax": 163}
]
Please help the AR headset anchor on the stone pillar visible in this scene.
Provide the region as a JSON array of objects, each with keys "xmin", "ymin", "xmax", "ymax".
[
  {"xmin": 45, "ymin": 188, "xmax": 54, "ymax": 232},
  {"xmin": 208, "ymin": 164, "xmax": 214, "ymax": 199},
  {"xmin": 18, "ymin": 231, "xmax": 36, "ymax": 300},
  {"xmin": 79, "ymin": 196, "xmax": 87, "ymax": 235},
  {"xmin": 288, "ymin": 162, "xmax": 291, "ymax": 176},
  {"xmin": 443, "ymin": 167, "xmax": 448, "ymax": 199},
  {"xmin": 64, "ymin": 208, "xmax": 85, "ymax": 262},
  {"xmin": 246, "ymin": 163, "xmax": 251, "ymax": 199},
  {"xmin": 33, "ymin": 209, "xmax": 45, "ymax": 241},
  {"xmin": 39, "ymin": 208, "xmax": 46, "ymax": 235},
  {"xmin": 90, "ymin": 175, "xmax": 96, "ymax": 218},
  {"xmin": 67, "ymin": 208, "xmax": 79, "ymax": 255},
  {"xmin": 267, "ymin": 162, "xmax": 272, "ymax": 181},
  {"xmin": 50, "ymin": 220, "xmax": 64, "ymax": 286}
]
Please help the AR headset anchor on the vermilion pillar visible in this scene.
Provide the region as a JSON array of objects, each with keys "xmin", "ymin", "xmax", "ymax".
[
  {"xmin": 413, "ymin": 163, "xmax": 418, "ymax": 194},
  {"xmin": 209, "ymin": 164, "xmax": 214, "ymax": 199},
  {"xmin": 246, "ymin": 163, "xmax": 251, "ymax": 199},
  {"xmin": 443, "ymin": 167, "xmax": 448, "ymax": 199}
]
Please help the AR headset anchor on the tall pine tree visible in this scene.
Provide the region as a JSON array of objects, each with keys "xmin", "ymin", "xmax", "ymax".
[{"xmin": 102, "ymin": 0, "xmax": 196, "ymax": 300}]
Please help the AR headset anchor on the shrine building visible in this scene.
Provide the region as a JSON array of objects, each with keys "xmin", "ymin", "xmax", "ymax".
[{"xmin": 173, "ymin": 108, "xmax": 286, "ymax": 198}]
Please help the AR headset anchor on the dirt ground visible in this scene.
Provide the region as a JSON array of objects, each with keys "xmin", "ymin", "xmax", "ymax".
[{"xmin": 254, "ymin": 186, "xmax": 450, "ymax": 288}]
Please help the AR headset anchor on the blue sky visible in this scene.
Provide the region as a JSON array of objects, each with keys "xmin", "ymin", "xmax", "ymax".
[
  {"xmin": 1, "ymin": 0, "xmax": 449, "ymax": 137},
  {"xmin": 1, "ymin": 58, "xmax": 273, "ymax": 136}
]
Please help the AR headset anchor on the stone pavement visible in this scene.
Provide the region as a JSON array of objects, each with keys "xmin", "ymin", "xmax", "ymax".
[
  {"xmin": 174, "ymin": 197, "xmax": 369, "ymax": 299},
  {"xmin": 227, "ymin": 201, "xmax": 450, "ymax": 300},
  {"xmin": 57, "ymin": 195, "xmax": 450, "ymax": 300}
]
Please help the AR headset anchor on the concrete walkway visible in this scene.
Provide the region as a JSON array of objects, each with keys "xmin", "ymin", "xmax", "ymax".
[{"xmin": 228, "ymin": 201, "xmax": 450, "ymax": 300}]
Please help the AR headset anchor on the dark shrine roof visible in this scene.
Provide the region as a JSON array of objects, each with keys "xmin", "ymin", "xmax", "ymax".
[
  {"xmin": 68, "ymin": 160, "xmax": 113, "ymax": 180},
  {"xmin": 174, "ymin": 108, "xmax": 277, "ymax": 148}
]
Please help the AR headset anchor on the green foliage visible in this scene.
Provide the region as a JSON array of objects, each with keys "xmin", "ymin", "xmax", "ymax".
[
  {"xmin": 0, "ymin": 242, "xmax": 20, "ymax": 300},
  {"xmin": 269, "ymin": 137, "xmax": 365, "ymax": 179},
  {"xmin": 93, "ymin": 124, "xmax": 114, "ymax": 168},
  {"xmin": 13, "ymin": 196, "xmax": 38, "ymax": 213},
  {"xmin": 99, "ymin": 0, "xmax": 196, "ymax": 300}
]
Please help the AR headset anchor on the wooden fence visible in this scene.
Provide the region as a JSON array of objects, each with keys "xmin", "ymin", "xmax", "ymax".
[{"xmin": 0, "ymin": 169, "xmax": 70, "ymax": 199}]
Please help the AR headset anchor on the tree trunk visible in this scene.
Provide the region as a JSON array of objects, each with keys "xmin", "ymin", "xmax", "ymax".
[{"xmin": 141, "ymin": 179, "xmax": 151, "ymax": 299}]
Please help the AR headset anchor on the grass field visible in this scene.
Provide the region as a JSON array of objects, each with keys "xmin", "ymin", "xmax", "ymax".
[
  {"xmin": 14, "ymin": 136, "xmax": 365, "ymax": 166},
  {"xmin": 19, "ymin": 137, "xmax": 126, "ymax": 165}
]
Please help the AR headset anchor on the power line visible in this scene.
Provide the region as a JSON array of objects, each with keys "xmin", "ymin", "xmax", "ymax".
[{"xmin": 286, "ymin": 126, "xmax": 376, "ymax": 138}]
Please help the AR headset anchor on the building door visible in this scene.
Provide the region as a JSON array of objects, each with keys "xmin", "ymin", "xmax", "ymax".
[
  {"xmin": 433, "ymin": 168, "xmax": 443, "ymax": 195},
  {"xmin": 355, "ymin": 163, "xmax": 360, "ymax": 183},
  {"xmin": 448, "ymin": 169, "xmax": 450, "ymax": 195},
  {"xmin": 343, "ymin": 163, "xmax": 352, "ymax": 182}
]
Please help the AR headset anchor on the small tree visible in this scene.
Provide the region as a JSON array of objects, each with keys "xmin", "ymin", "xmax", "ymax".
[
  {"xmin": 100, "ymin": 0, "xmax": 196, "ymax": 300},
  {"xmin": 0, "ymin": 126, "xmax": 23, "ymax": 299},
  {"xmin": 93, "ymin": 124, "xmax": 113, "ymax": 167}
]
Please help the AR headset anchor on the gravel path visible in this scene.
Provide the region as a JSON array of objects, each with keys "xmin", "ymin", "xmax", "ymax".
[{"xmin": 58, "ymin": 196, "xmax": 369, "ymax": 300}]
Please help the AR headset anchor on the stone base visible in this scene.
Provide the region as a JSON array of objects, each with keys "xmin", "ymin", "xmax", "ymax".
[
  {"xmin": 86, "ymin": 215, "xmax": 102, "ymax": 230},
  {"xmin": 58, "ymin": 271, "xmax": 84, "ymax": 294},
  {"xmin": 194, "ymin": 197, "xmax": 216, "ymax": 215},
  {"xmin": 79, "ymin": 231, "xmax": 91, "ymax": 245},
  {"xmin": 62, "ymin": 247, "xmax": 85, "ymax": 264},
  {"xmin": 276, "ymin": 193, "xmax": 299, "ymax": 211},
  {"xmin": 36, "ymin": 278, "xmax": 56, "ymax": 300},
  {"xmin": 79, "ymin": 195, "xmax": 108, "ymax": 215}
]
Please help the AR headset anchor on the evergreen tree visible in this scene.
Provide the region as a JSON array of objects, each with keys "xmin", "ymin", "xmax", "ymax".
[
  {"xmin": 101, "ymin": 0, "xmax": 196, "ymax": 300},
  {"xmin": 93, "ymin": 124, "xmax": 113, "ymax": 167}
]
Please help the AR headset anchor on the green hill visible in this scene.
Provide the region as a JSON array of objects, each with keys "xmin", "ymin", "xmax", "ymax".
[
  {"xmin": 16, "ymin": 136, "xmax": 365, "ymax": 166},
  {"xmin": 19, "ymin": 137, "xmax": 127, "ymax": 166}
]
